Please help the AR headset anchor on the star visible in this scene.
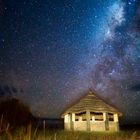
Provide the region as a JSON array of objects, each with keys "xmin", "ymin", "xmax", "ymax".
[{"xmin": 0, "ymin": 0, "xmax": 139, "ymax": 124}]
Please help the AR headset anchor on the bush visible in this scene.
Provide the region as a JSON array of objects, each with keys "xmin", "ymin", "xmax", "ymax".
[{"xmin": 0, "ymin": 98, "xmax": 33, "ymax": 129}]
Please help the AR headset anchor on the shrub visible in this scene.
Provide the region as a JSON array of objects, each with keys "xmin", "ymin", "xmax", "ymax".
[{"xmin": 0, "ymin": 98, "xmax": 33, "ymax": 130}]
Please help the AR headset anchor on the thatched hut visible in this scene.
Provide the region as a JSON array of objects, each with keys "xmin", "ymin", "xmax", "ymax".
[{"xmin": 61, "ymin": 90, "xmax": 122, "ymax": 132}]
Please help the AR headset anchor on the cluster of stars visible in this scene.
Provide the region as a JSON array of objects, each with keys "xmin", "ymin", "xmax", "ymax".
[{"xmin": 0, "ymin": 0, "xmax": 140, "ymax": 123}]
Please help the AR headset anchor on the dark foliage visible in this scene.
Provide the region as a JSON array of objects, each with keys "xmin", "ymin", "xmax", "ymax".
[{"xmin": 0, "ymin": 98, "xmax": 33, "ymax": 129}]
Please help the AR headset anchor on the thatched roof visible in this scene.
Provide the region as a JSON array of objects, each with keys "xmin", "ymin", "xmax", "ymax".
[{"xmin": 62, "ymin": 90, "xmax": 122, "ymax": 117}]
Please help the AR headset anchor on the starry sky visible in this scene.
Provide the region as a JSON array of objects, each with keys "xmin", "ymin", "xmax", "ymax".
[{"xmin": 0, "ymin": 0, "xmax": 140, "ymax": 123}]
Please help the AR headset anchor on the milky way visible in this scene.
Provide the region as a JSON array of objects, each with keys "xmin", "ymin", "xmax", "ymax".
[{"xmin": 0, "ymin": 0, "xmax": 140, "ymax": 123}]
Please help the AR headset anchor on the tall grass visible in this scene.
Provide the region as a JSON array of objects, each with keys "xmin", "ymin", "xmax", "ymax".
[{"xmin": 0, "ymin": 122, "xmax": 139, "ymax": 140}]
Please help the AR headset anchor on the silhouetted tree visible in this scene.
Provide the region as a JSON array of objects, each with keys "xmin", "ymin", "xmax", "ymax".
[{"xmin": 0, "ymin": 98, "xmax": 33, "ymax": 129}]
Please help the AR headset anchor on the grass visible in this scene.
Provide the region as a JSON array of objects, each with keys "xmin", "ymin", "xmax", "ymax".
[
  {"xmin": 35, "ymin": 130, "xmax": 139, "ymax": 140},
  {"xmin": 0, "ymin": 124, "xmax": 139, "ymax": 140}
]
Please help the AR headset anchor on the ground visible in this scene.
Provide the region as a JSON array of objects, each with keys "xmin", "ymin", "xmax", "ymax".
[{"xmin": 0, "ymin": 127, "xmax": 140, "ymax": 140}]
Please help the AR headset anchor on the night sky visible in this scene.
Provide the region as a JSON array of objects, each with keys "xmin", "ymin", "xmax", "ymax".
[{"xmin": 0, "ymin": 0, "xmax": 140, "ymax": 123}]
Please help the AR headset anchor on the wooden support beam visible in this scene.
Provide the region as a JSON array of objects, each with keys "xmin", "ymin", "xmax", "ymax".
[
  {"xmin": 64, "ymin": 114, "xmax": 68, "ymax": 123},
  {"xmin": 86, "ymin": 110, "xmax": 90, "ymax": 131},
  {"xmin": 64, "ymin": 114, "xmax": 71, "ymax": 130},
  {"xmin": 71, "ymin": 113, "xmax": 75, "ymax": 130},
  {"xmin": 114, "ymin": 113, "xmax": 118, "ymax": 122},
  {"xmin": 103, "ymin": 112, "xmax": 109, "ymax": 131},
  {"xmin": 70, "ymin": 113, "xmax": 73, "ymax": 130},
  {"xmin": 72, "ymin": 113, "xmax": 75, "ymax": 122},
  {"xmin": 114, "ymin": 113, "xmax": 119, "ymax": 131}
]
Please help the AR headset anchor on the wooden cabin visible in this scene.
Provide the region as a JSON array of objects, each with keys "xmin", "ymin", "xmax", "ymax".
[{"xmin": 61, "ymin": 90, "xmax": 122, "ymax": 132}]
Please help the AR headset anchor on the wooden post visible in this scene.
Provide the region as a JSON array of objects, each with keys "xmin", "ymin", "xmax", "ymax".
[
  {"xmin": 64, "ymin": 114, "xmax": 71, "ymax": 130},
  {"xmin": 72, "ymin": 113, "xmax": 75, "ymax": 122},
  {"xmin": 103, "ymin": 112, "xmax": 109, "ymax": 131},
  {"xmin": 71, "ymin": 113, "xmax": 75, "ymax": 130},
  {"xmin": 114, "ymin": 114, "xmax": 118, "ymax": 122},
  {"xmin": 64, "ymin": 114, "xmax": 68, "ymax": 123},
  {"xmin": 70, "ymin": 113, "xmax": 73, "ymax": 130},
  {"xmin": 114, "ymin": 113, "xmax": 119, "ymax": 131},
  {"xmin": 86, "ymin": 110, "xmax": 90, "ymax": 131}
]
